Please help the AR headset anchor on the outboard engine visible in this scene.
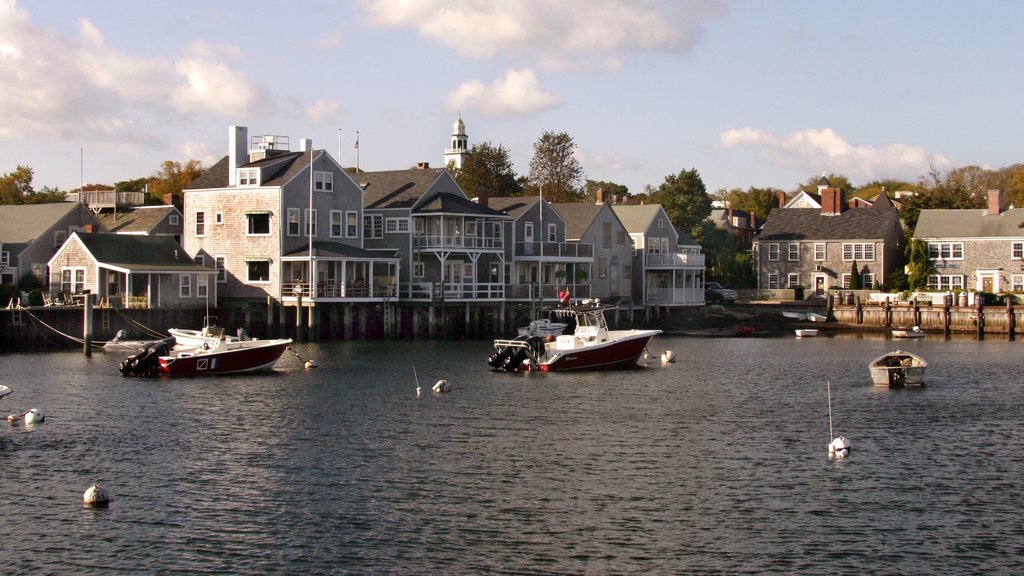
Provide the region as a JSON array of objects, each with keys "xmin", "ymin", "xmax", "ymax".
[{"xmin": 119, "ymin": 337, "xmax": 174, "ymax": 376}]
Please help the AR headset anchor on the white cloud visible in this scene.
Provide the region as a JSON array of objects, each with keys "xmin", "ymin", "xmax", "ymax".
[
  {"xmin": 447, "ymin": 68, "xmax": 561, "ymax": 117},
  {"xmin": 304, "ymin": 99, "xmax": 346, "ymax": 124},
  {"xmin": 718, "ymin": 127, "xmax": 952, "ymax": 182},
  {"xmin": 0, "ymin": 1, "xmax": 269, "ymax": 146},
  {"xmin": 359, "ymin": 0, "xmax": 725, "ymax": 64}
]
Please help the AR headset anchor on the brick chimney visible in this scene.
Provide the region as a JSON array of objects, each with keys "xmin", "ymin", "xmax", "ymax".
[
  {"xmin": 987, "ymin": 189, "xmax": 1004, "ymax": 215},
  {"xmin": 820, "ymin": 187, "xmax": 845, "ymax": 216},
  {"xmin": 596, "ymin": 188, "xmax": 604, "ymax": 205},
  {"xmin": 476, "ymin": 186, "xmax": 489, "ymax": 209},
  {"xmin": 83, "ymin": 224, "xmax": 96, "ymax": 233},
  {"xmin": 416, "ymin": 162, "xmax": 430, "ymax": 169},
  {"xmin": 778, "ymin": 190, "xmax": 787, "ymax": 208}
]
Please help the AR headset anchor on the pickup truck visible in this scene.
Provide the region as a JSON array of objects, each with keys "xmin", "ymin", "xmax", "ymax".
[{"xmin": 704, "ymin": 281, "xmax": 737, "ymax": 303}]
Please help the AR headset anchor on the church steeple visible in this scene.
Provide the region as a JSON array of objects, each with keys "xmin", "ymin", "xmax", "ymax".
[{"xmin": 443, "ymin": 113, "xmax": 468, "ymax": 170}]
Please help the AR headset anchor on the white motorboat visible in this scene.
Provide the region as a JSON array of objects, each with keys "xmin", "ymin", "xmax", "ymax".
[
  {"xmin": 892, "ymin": 326, "xmax": 925, "ymax": 338},
  {"xmin": 120, "ymin": 336, "xmax": 293, "ymax": 377},
  {"xmin": 781, "ymin": 311, "xmax": 807, "ymax": 321},
  {"xmin": 516, "ymin": 317, "xmax": 569, "ymax": 338},
  {"xmin": 168, "ymin": 316, "xmax": 242, "ymax": 348},
  {"xmin": 806, "ymin": 312, "xmax": 827, "ymax": 323},
  {"xmin": 489, "ymin": 299, "xmax": 661, "ymax": 372},
  {"xmin": 795, "ymin": 329, "xmax": 819, "ymax": 337},
  {"xmin": 0, "ymin": 385, "xmax": 11, "ymax": 400},
  {"xmin": 868, "ymin": 350, "xmax": 928, "ymax": 387}
]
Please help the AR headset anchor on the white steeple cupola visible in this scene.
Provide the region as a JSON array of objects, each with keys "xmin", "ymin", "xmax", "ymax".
[{"xmin": 443, "ymin": 113, "xmax": 469, "ymax": 170}]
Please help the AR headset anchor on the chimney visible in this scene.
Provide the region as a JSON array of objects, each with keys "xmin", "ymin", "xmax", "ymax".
[
  {"xmin": 751, "ymin": 213, "xmax": 757, "ymax": 229},
  {"xmin": 778, "ymin": 191, "xmax": 787, "ymax": 208},
  {"xmin": 728, "ymin": 207, "xmax": 734, "ymax": 226},
  {"xmin": 596, "ymin": 188, "xmax": 604, "ymax": 205},
  {"xmin": 820, "ymin": 188, "xmax": 845, "ymax": 216},
  {"xmin": 228, "ymin": 126, "xmax": 248, "ymax": 186},
  {"xmin": 299, "ymin": 138, "xmax": 313, "ymax": 152},
  {"xmin": 987, "ymin": 189, "xmax": 1004, "ymax": 215},
  {"xmin": 163, "ymin": 193, "xmax": 173, "ymax": 206},
  {"xmin": 416, "ymin": 162, "xmax": 430, "ymax": 169},
  {"xmin": 83, "ymin": 224, "xmax": 95, "ymax": 234},
  {"xmin": 477, "ymin": 187, "xmax": 489, "ymax": 209}
]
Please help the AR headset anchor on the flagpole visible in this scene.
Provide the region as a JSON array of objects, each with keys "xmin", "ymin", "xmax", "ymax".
[
  {"xmin": 354, "ymin": 130, "xmax": 360, "ymax": 172},
  {"xmin": 338, "ymin": 128, "xmax": 342, "ymax": 166}
]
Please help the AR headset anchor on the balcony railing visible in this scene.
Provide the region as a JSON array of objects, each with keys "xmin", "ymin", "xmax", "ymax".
[
  {"xmin": 70, "ymin": 190, "xmax": 146, "ymax": 208},
  {"xmin": 644, "ymin": 251, "xmax": 705, "ymax": 268},
  {"xmin": 413, "ymin": 235, "xmax": 503, "ymax": 250},
  {"xmin": 514, "ymin": 241, "xmax": 593, "ymax": 259},
  {"xmin": 284, "ymin": 280, "xmax": 397, "ymax": 299},
  {"xmin": 401, "ymin": 281, "xmax": 505, "ymax": 301},
  {"xmin": 505, "ymin": 283, "xmax": 591, "ymax": 301},
  {"xmin": 645, "ymin": 286, "xmax": 705, "ymax": 305}
]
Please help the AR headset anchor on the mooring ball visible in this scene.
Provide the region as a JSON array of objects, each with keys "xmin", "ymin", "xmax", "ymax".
[
  {"xmin": 83, "ymin": 484, "xmax": 110, "ymax": 507},
  {"xmin": 25, "ymin": 408, "xmax": 44, "ymax": 424}
]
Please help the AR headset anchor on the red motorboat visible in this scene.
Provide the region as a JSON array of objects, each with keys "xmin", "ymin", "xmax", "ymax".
[
  {"xmin": 489, "ymin": 300, "xmax": 661, "ymax": 372},
  {"xmin": 120, "ymin": 336, "xmax": 292, "ymax": 376}
]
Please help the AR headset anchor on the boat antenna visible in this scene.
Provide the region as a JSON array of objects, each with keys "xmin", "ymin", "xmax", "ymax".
[{"xmin": 827, "ymin": 379, "xmax": 834, "ymax": 442}]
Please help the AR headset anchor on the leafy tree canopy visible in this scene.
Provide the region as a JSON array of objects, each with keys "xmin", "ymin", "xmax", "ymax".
[
  {"xmin": 798, "ymin": 172, "xmax": 853, "ymax": 195},
  {"xmin": 583, "ymin": 179, "xmax": 628, "ymax": 204},
  {"xmin": 451, "ymin": 141, "xmax": 522, "ymax": 198},
  {"xmin": 149, "ymin": 159, "xmax": 205, "ymax": 208},
  {"xmin": 901, "ymin": 167, "xmax": 987, "ymax": 231},
  {"xmin": 0, "ymin": 165, "xmax": 65, "ymax": 204},
  {"xmin": 650, "ymin": 168, "xmax": 711, "ymax": 236},
  {"xmin": 725, "ymin": 186, "xmax": 784, "ymax": 222},
  {"xmin": 527, "ymin": 131, "xmax": 585, "ymax": 203}
]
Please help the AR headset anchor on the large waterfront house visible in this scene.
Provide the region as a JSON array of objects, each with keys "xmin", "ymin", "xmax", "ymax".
[
  {"xmin": 487, "ymin": 196, "xmax": 593, "ymax": 302},
  {"xmin": 359, "ymin": 164, "xmax": 508, "ymax": 301},
  {"xmin": 753, "ymin": 186, "xmax": 905, "ymax": 296},
  {"xmin": 913, "ymin": 189, "xmax": 1024, "ymax": 294},
  {"xmin": 550, "ymin": 200, "xmax": 632, "ymax": 302},
  {"xmin": 0, "ymin": 203, "xmax": 106, "ymax": 287},
  {"xmin": 612, "ymin": 204, "xmax": 706, "ymax": 307},
  {"xmin": 47, "ymin": 232, "xmax": 215, "ymax": 308},
  {"xmin": 183, "ymin": 126, "xmax": 399, "ymax": 307}
]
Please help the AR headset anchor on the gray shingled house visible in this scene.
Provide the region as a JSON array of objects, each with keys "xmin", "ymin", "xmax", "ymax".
[
  {"xmin": 0, "ymin": 203, "xmax": 105, "ymax": 287},
  {"xmin": 358, "ymin": 164, "xmax": 508, "ymax": 301},
  {"xmin": 754, "ymin": 187, "xmax": 905, "ymax": 296},
  {"xmin": 47, "ymin": 232, "xmax": 216, "ymax": 308},
  {"xmin": 550, "ymin": 201, "xmax": 632, "ymax": 302},
  {"xmin": 914, "ymin": 189, "xmax": 1024, "ymax": 294}
]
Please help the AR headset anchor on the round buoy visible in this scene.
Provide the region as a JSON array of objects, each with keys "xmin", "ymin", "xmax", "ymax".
[
  {"xmin": 661, "ymin": 350, "xmax": 675, "ymax": 364},
  {"xmin": 432, "ymin": 379, "xmax": 451, "ymax": 393},
  {"xmin": 83, "ymin": 484, "xmax": 110, "ymax": 507},
  {"xmin": 305, "ymin": 359, "xmax": 317, "ymax": 369},
  {"xmin": 24, "ymin": 408, "xmax": 44, "ymax": 425}
]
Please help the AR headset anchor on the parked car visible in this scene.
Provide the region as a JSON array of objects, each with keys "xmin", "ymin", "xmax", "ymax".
[{"xmin": 704, "ymin": 281, "xmax": 737, "ymax": 303}]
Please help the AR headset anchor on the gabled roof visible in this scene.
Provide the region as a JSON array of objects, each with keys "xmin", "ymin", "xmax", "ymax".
[
  {"xmin": 784, "ymin": 191, "xmax": 822, "ymax": 209},
  {"xmin": 62, "ymin": 233, "xmax": 210, "ymax": 273},
  {"xmin": 758, "ymin": 202, "xmax": 901, "ymax": 241},
  {"xmin": 486, "ymin": 196, "xmax": 538, "ymax": 219},
  {"xmin": 914, "ymin": 208, "xmax": 1024, "ymax": 239},
  {"xmin": 282, "ymin": 240, "xmax": 399, "ymax": 259},
  {"xmin": 96, "ymin": 206, "xmax": 179, "ymax": 234},
  {"xmin": 186, "ymin": 150, "xmax": 327, "ymax": 191},
  {"xmin": 550, "ymin": 202, "xmax": 608, "ymax": 240},
  {"xmin": 611, "ymin": 204, "xmax": 662, "ymax": 234},
  {"xmin": 0, "ymin": 203, "xmax": 85, "ymax": 243},
  {"xmin": 359, "ymin": 167, "xmax": 449, "ymax": 209},
  {"xmin": 186, "ymin": 156, "xmax": 231, "ymax": 189},
  {"xmin": 415, "ymin": 193, "xmax": 507, "ymax": 217}
]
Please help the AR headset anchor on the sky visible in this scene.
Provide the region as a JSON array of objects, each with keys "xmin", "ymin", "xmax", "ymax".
[{"xmin": 1, "ymin": 0, "xmax": 1022, "ymax": 196}]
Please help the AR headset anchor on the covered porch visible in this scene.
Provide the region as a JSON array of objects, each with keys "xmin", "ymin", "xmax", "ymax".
[{"xmin": 281, "ymin": 241, "xmax": 399, "ymax": 303}]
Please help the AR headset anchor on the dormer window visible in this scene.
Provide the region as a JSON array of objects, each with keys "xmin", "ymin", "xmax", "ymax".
[
  {"xmin": 314, "ymin": 171, "xmax": 333, "ymax": 192},
  {"xmin": 238, "ymin": 168, "xmax": 259, "ymax": 187}
]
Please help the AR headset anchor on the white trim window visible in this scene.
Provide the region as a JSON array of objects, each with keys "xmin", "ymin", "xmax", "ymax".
[
  {"xmin": 862, "ymin": 273, "xmax": 875, "ymax": 289},
  {"xmin": 0, "ymin": 250, "xmax": 8, "ymax": 266},
  {"xmin": 927, "ymin": 274, "xmax": 965, "ymax": 290},
  {"xmin": 238, "ymin": 168, "xmax": 259, "ymax": 186},
  {"xmin": 927, "ymin": 242, "xmax": 963, "ymax": 260},
  {"xmin": 1012, "ymin": 274, "xmax": 1024, "ymax": 291},
  {"xmin": 841, "ymin": 274, "xmax": 851, "ymax": 289},
  {"xmin": 1012, "ymin": 241, "xmax": 1024, "ymax": 260},
  {"xmin": 842, "ymin": 243, "xmax": 875, "ymax": 261},
  {"xmin": 787, "ymin": 273, "xmax": 800, "ymax": 288},
  {"xmin": 386, "ymin": 217, "xmax": 409, "ymax": 233},
  {"xmin": 180, "ymin": 274, "xmax": 192, "ymax": 298},
  {"xmin": 768, "ymin": 273, "xmax": 780, "ymax": 289},
  {"xmin": 196, "ymin": 274, "xmax": 209, "ymax": 299},
  {"xmin": 412, "ymin": 262, "xmax": 425, "ymax": 278},
  {"xmin": 466, "ymin": 221, "xmax": 478, "ymax": 237},
  {"xmin": 346, "ymin": 211, "xmax": 358, "ymax": 238},
  {"xmin": 548, "ymin": 223, "xmax": 557, "ymax": 243},
  {"xmin": 788, "ymin": 243, "xmax": 800, "ymax": 261},
  {"xmin": 313, "ymin": 171, "xmax": 333, "ymax": 192},
  {"xmin": 814, "ymin": 243, "xmax": 826, "ymax": 261},
  {"xmin": 55, "ymin": 230, "xmax": 67, "ymax": 247},
  {"xmin": 215, "ymin": 256, "xmax": 226, "ymax": 283},
  {"xmin": 61, "ymin": 267, "xmax": 86, "ymax": 294},
  {"xmin": 246, "ymin": 260, "xmax": 271, "ymax": 283},
  {"xmin": 215, "ymin": 212, "xmax": 224, "ymax": 225},
  {"xmin": 363, "ymin": 214, "xmax": 383, "ymax": 239},
  {"xmin": 169, "ymin": 214, "xmax": 180, "ymax": 226},
  {"xmin": 304, "ymin": 209, "xmax": 317, "ymax": 237},
  {"xmin": 767, "ymin": 243, "xmax": 780, "ymax": 261},
  {"xmin": 195, "ymin": 211, "xmax": 206, "ymax": 237},
  {"xmin": 330, "ymin": 210, "xmax": 343, "ymax": 238},
  {"xmin": 195, "ymin": 254, "xmax": 205, "ymax": 267},
  {"xmin": 287, "ymin": 208, "xmax": 301, "ymax": 237}
]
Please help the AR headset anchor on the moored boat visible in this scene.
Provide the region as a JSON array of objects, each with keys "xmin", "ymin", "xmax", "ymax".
[
  {"xmin": 488, "ymin": 300, "xmax": 661, "ymax": 372},
  {"xmin": 516, "ymin": 317, "xmax": 569, "ymax": 338},
  {"xmin": 120, "ymin": 336, "xmax": 292, "ymax": 376},
  {"xmin": 892, "ymin": 326, "xmax": 925, "ymax": 338},
  {"xmin": 167, "ymin": 316, "xmax": 241, "ymax": 348},
  {"xmin": 868, "ymin": 350, "xmax": 927, "ymax": 387},
  {"xmin": 795, "ymin": 329, "xmax": 819, "ymax": 337},
  {"xmin": 806, "ymin": 312, "xmax": 827, "ymax": 323}
]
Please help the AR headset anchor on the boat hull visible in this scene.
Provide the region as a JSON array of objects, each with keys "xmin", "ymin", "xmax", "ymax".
[
  {"xmin": 539, "ymin": 330, "xmax": 659, "ymax": 372},
  {"xmin": 157, "ymin": 339, "xmax": 292, "ymax": 376},
  {"xmin": 795, "ymin": 329, "xmax": 818, "ymax": 337},
  {"xmin": 868, "ymin": 350, "xmax": 928, "ymax": 386}
]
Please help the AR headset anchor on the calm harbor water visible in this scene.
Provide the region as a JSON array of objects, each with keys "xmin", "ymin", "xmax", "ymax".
[{"xmin": 1, "ymin": 334, "xmax": 1023, "ymax": 574}]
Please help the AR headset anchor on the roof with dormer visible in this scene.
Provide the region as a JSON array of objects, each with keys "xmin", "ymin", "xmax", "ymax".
[
  {"xmin": 758, "ymin": 202, "xmax": 901, "ymax": 241},
  {"xmin": 96, "ymin": 205, "xmax": 180, "ymax": 234},
  {"xmin": 186, "ymin": 150, "xmax": 330, "ymax": 191}
]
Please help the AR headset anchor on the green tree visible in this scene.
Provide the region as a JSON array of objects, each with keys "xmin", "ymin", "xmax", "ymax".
[
  {"xmin": 691, "ymin": 220, "xmax": 755, "ymax": 288},
  {"xmin": 451, "ymin": 141, "xmax": 522, "ymax": 198},
  {"xmin": 906, "ymin": 239, "xmax": 933, "ymax": 290},
  {"xmin": 584, "ymin": 179, "xmax": 628, "ymax": 204},
  {"xmin": 650, "ymin": 168, "xmax": 711, "ymax": 236},
  {"xmin": 798, "ymin": 172, "xmax": 853, "ymax": 195},
  {"xmin": 850, "ymin": 260, "xmax": 862, "ymax": 289},
  {"xmin": 149, "ymin": 159, "xmax": 205, "ymax": 207},
  {"xmin": 527, "ymin": 131, "xmax": 585, "ymax": 203},
  {"xmin": 727, "ymin": 186, "xmax": 784, "ymax": 222},
  {"xmin": 901, "ymin": 167, "xmax": 986, "ymax": 231},
  {"xmin": 854, "ymin": 179, "xmax": 917, "ymax": 202},
  {"xmin": 0, "ymin": 165, "xmax": 36, "ymax": 205}
]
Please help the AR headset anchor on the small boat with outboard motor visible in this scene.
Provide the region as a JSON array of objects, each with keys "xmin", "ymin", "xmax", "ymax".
[
  {"xmin": 120, "ymin": 335, "xmax": 293, "ymax": 377},
  {"xmin": 488, "ymin": 299, "xmax": 661, "ymax": 372},
  {"xmin": 868, "ymin": 349, "xmax": 927, "ymax": 387}
]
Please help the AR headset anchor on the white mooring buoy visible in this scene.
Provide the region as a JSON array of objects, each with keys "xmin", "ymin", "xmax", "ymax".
[
  {"xmin": 83, "ymin": 484, "xmax": 110, "ymax": 507},
  {"xmin": 432, "ymin": 379, "xmax": 452, "ymax": 393},
  {"xmin": 24, "ymin": 408, "xmax": 45, "ymax": 425},
  {"xmin": 661, "ymin": 350, "xmax": 675, "ymax": 364}
]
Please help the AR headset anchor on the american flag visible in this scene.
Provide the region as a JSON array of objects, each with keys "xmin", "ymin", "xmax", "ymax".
[{"xmin": 353, "ymin": 132, "xmax": 359, "ymax": 149}]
